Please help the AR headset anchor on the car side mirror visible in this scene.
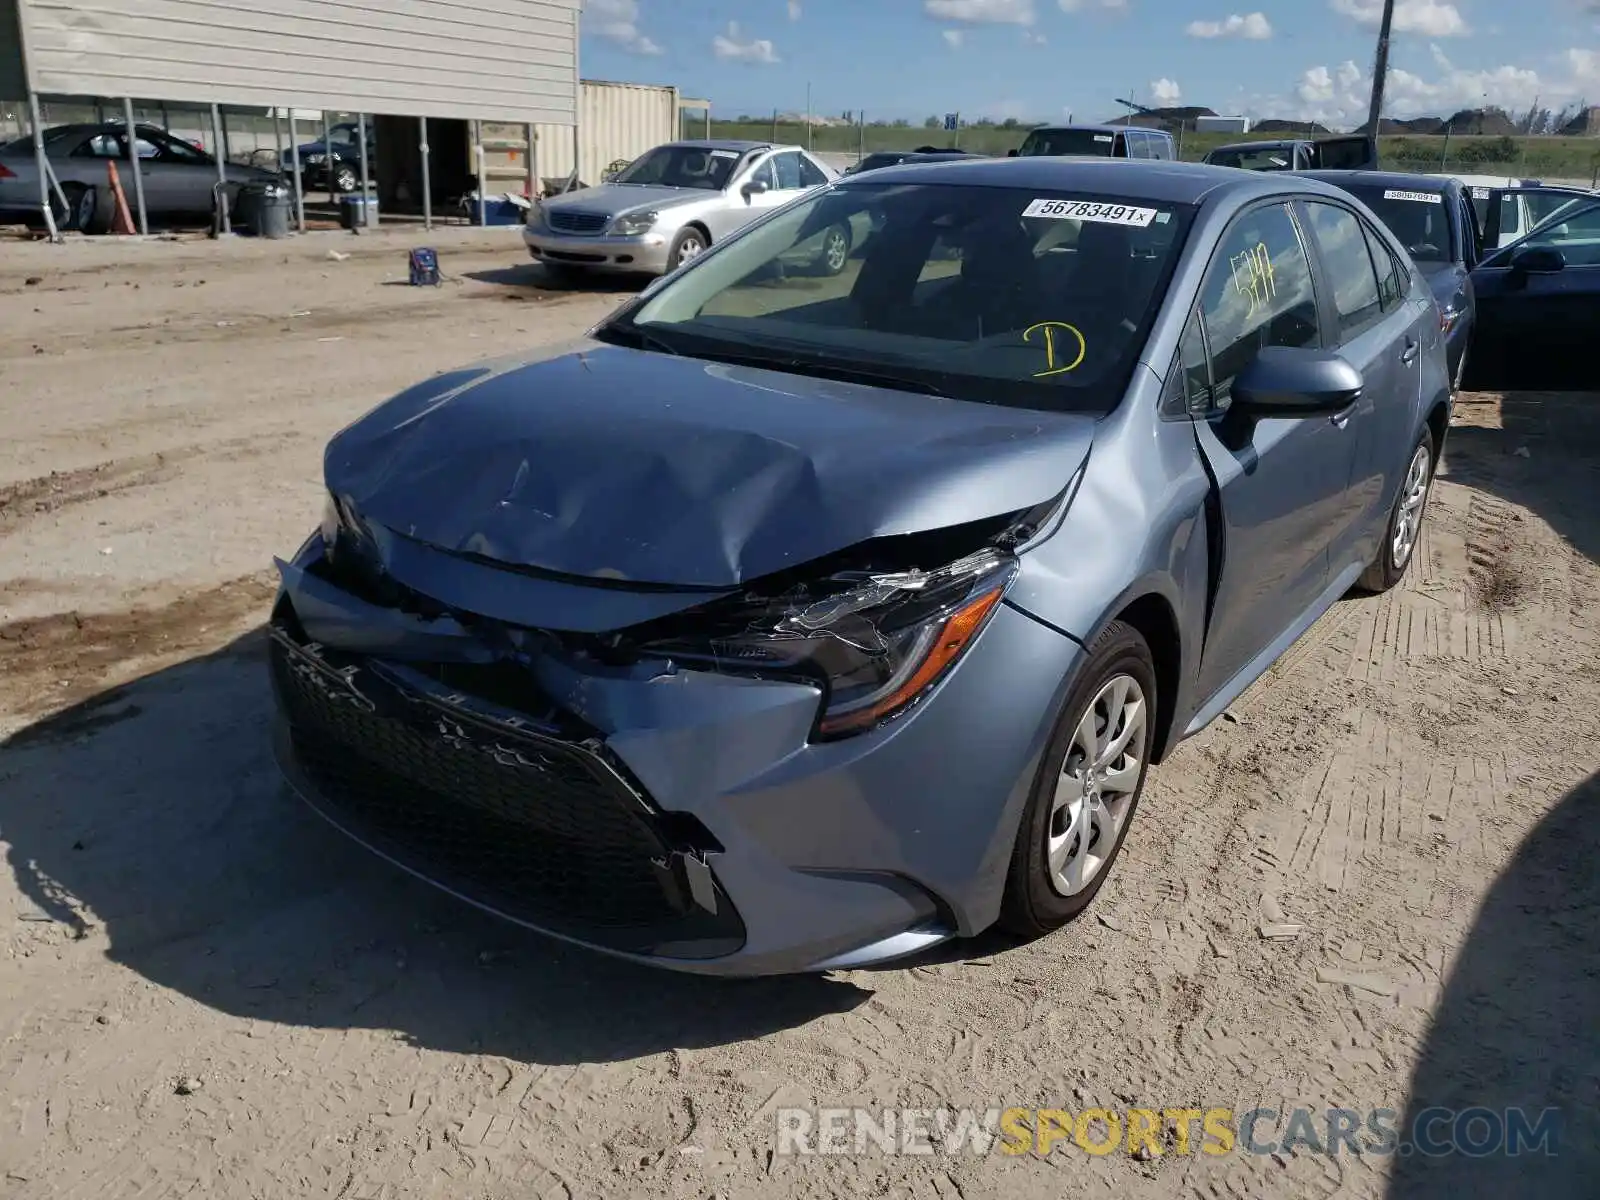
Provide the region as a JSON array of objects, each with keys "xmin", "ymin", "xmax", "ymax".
[
  {"xmin": 1006, "ymin": 149, "xmax": 1019, "ymax": 158},
  {"xmin": 1229, "ymin": 347, "xmax": 1364, "ymax": 418},
  {"xmin": 1509, "ymin": 245, "xmax": 1565, "ymax": 275},
  {"xmin": 741, "ymin": 179, "xmax": 768, "ymax": 200}
]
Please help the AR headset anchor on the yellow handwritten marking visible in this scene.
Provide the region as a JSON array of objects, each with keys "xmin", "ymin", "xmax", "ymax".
[
  {"xmin": 1228, "ymin": 241, "xmax": 1277, "ymax": 317},
  {"xmin": 1023, "ymin": 321, "xmax": 1087, "ymax": 377}
]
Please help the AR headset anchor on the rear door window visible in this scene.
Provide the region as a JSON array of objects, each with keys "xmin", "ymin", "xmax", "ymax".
[
  {"xmin": 1363, "ymin": 221, "xmax": 1409, "ymax": 310},
  {"xmin": 1302, "ymin": 201, "xmax": 1384, "ymax": 339}
]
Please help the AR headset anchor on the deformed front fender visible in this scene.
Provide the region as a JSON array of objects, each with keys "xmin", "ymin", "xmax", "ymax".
[{"xmin": 1003, "ymin": 368, "xmax": 1217, "ymax": 761}]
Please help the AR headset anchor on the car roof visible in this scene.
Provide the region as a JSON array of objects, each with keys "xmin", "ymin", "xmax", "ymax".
[
  {"xmin": 1300, "ymin": 169, "xmax": 1458, "ymax": 193},
  {"xmin": 1026, "ymin": 123, "xmax": 1168, "ymax": 137},
  {"xmin": 841, "ymin": 155, "xmax": 1330, "ymax": 206},
  {"xmin": 667, "ymin": 138, "xmax": 776, "ymax": 153},
  {"xmin": 1209, "ymin": 139, "xmax": 1303, "ymax": 152}
]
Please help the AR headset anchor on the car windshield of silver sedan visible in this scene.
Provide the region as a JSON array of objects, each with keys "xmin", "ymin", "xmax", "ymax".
[
  {"xmin": 612, "ymin": 145, "xmax": 743, "ymax": 191},
  {"xmin": 595, "ymin": 181, "xmax": 1195, "ymax": 414}
]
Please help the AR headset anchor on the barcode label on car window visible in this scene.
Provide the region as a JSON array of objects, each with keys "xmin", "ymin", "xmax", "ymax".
[
  {"xmin": 1472, "ymin": 187, "xmax": 1491, "ymax": 199},
  {"xmin": 709, "ymin": 149, "xmax": 738, "ymax": 159},
  {"xmin": 1093, "ymin": 135, "xmax": 1114, "ymax": 143},
  {"xmin": 1022, "ymin": 198, "xmax": 1159, "ymax": 226},
  {"xmin": 1384, "ymin": 189, "xmax": 1443, "ymax": 204}
]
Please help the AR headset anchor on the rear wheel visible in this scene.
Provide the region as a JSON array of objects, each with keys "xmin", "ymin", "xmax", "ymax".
[
  {"xmin": 812, "ymin": 223, "xmax": 852, "ymax": 276},
  {"xmin": 1000, "ymin": 621, "xmax": 1156, "ymax": 936},
  {"xmin": 332, "ymin": 163, "xmax": 359, "ymax": 193},
  {"xmin": 55, "ymin": 183, "xmax": 101, "ymax": 233},
  {"xmin": 1356, "ymin": 428, "xmax": 1434, "ymax": 594}
]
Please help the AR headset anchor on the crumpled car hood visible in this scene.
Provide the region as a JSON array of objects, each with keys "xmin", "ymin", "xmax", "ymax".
[{"xmin": 324, "ymin": 343, "xmax": 1097, "ymax": 589}]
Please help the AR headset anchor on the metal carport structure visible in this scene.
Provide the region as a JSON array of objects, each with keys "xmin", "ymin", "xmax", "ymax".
[{"xmin": 0, "ymin": 0, "xmax": 581, "ymax": 237}]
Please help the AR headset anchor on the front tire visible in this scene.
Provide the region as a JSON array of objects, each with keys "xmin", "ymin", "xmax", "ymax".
[
  {"xmin": 668, "ymin": 226, "xmax": 708, "ymax": 269},
  {"xmin": 1000, "ymin": 621, "xmax": 1156, "ymax": 936},
  {"xmin": 1356, "ymin": 428, "xmax": 1434, "ymax": 595},
  {"xmin": 332, "ymin": 164, "xmax": 359, "ymax": 193}
]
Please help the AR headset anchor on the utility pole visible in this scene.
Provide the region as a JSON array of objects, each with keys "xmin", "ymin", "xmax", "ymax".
[
  {"xmin": 1364, "ymin": 0, "xmax": 1396, "ymax": 136},
  {"xmin": 805, "ymin": 81, "xmax": 812, "ymax": 150}
]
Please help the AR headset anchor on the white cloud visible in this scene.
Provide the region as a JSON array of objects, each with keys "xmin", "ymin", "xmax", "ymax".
[
  {"xmin": 1058, "ymin": 0, "xmax": 1127, "ymax": 10},
  {"xmin": 787, "ymin": 0, "xmax": 802, "ymax": 18},
  {"xmin": 1330, "ymin": 0, "xmax": 1470, "ymax": 37},
  {"xmin": 711, "ymin": 20, "xmax": 780, "ymax": 62},
  {"xmin": 583, "ymin": 0, "xmax": 663, "ymax": 55},
  {"xmin": 1186, "ymin": 12, "xmax": 1273, "ymax": 38},
  {"xmin": 1150, "ymin": 77, "xmax": 1182, "ymax": 105},
  {"xmin": 943, "ymin": 27, "xmax": 965, "ymax": 46},
  {"xmin": 923, "ymin": 0, "xmax": 1036, "ymax": 24},
  {"xmin": 1023, "ymin": 27, "xmax": 1048, "ymax": 42},
  {"xmin": 1287, "ymin": 51, "xmax": 1553, "ymax": 124}
]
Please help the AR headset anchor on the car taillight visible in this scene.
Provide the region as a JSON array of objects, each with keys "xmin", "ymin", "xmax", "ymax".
[{"xmin": 0, "ymin": 163, "xmax": 15, "ymax": 179}]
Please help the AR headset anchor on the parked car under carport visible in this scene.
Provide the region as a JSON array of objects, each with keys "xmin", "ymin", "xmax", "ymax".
[{"xmin": 0, "ymin": 122, "xmax": 277, "ymax": 232}]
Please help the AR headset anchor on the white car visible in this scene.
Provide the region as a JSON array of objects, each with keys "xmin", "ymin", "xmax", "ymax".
[
  {"xmin": 1433, "ymin": 174, "xmax": 1595, "ymax": 249},
  {"xmin": 523, "ymin": 140, "xmax": 845, "ymax": 278}
]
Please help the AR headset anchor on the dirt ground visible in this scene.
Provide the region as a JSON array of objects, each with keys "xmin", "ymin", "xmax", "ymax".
[{"xmin": 1, "ymin": 231, "xmax": 1596, "ymax": 1200}]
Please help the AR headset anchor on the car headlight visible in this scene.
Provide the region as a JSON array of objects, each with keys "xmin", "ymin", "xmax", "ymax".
[
  {"xmin": 611, "ymin": 210, "xmax": 658, "ymax": 236},
  {"xmin": 525, "ymin": 200, "xmax": 544, "ymax": 229},
  {"xmin": 636, "ymin": 548, "xmax": 1016, "ymax": 739},
  {"xmin": 306, "ymin": 153, "xmax": 327, "ymax": 165},
  {"xmin": 319, "ymin": 493, "xmax": 341, "ymax": 548}
]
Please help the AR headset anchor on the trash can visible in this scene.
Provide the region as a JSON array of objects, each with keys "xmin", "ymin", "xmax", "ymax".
[
  {"xmin": 237, "ymin": 181, "xmax": 291, "ymax": 238},
  {"xmin": 341, "ymin": 193, "xmax": 379, "ymax": 230}
]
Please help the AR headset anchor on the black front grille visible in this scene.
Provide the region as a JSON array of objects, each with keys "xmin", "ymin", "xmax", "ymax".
[
  {"xmin": 545, "ymin": 209, "xmax": 609, "ymax": 234},
  {"xmin": 269, "ymin": 625, "xmax": 743, "ymax": 958}
]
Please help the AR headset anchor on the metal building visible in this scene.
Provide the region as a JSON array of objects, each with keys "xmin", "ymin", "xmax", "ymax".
[{"xmin": 0, "ymin": 0, "xmax": 583, "ymax": 236}]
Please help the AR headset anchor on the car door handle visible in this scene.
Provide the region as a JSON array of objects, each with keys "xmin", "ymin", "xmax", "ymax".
[{"xmin": 1401, "ymin": 339, "xmax": 1420, "ymax": 365}]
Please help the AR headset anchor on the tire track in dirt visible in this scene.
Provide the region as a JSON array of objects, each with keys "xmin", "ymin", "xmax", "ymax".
[
  {"xmin": 0, "ymin": 451, "xmax": 196, "ymax": 535},
  {"xmin": 0, "ymin": 573, "xmax": 275, "ymax": 723}
]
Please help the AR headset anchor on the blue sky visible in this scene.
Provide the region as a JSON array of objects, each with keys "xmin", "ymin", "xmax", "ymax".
[{"xmin": 579, "ymin": 0, "xmax": 1600, "ymax": 129}]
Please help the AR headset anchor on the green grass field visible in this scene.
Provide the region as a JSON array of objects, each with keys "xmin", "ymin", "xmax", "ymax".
[{"xmin": 703, "ymin": 120, "xmax": 1600, "ymax": 183}]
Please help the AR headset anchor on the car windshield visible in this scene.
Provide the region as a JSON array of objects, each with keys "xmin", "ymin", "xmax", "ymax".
[
  {"xmin": 1017, "ymin": 129, "xmax": 1116, "ymax": 158},
  {"xmin": 612, "ymin": 145, "xmax": 744, "ymax": 190},
  {"xmin": 597, "ymin": 181, "xmax": 1196, "ymax": 415},
  {"xmin": 1338, "ymin": 184, "xmax": 1456, "ymax": 263},
  {"xmin": 1207, "ymin": 146, "xmax": 1295, "ymax": 171}
]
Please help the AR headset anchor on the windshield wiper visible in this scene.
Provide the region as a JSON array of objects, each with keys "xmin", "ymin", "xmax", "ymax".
[
  {"xmin": 594, "ymin": 323, "xmax": 682, "ymax": 356},
  {"xmin": 693, "ymin": 345, "xmax": 951, "ymax": 397}
]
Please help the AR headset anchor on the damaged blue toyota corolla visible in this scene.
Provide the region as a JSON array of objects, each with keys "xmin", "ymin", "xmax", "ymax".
[{"xmin": 269, "ymin": 158, "xmax": 1451, "ymax": 976}]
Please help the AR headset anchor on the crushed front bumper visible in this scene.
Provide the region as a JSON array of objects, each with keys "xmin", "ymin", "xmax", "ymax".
[{"xmin": 266, "ymin": 538, "xmax": 1079, "ymax": 976}]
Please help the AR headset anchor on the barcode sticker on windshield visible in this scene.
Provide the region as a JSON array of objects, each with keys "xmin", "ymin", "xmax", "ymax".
[
  {"xmin": 709, "ymin": 149, "xmax": 738, "ymax": 159},
  {"xmin": 1383, "ymin": 189, "xmax": 1443, "ymax": 204},
  {"xmin": 1093, "ymin": 135, "xmax": 1114, "ymax": 143},
  {"xmin": 1022, "ymin": 198, "xmax": 1159, "ymax": 226},
  {"xmin": 1472, "ymin": 187, "xmax": 1491, "ymax": 199}
]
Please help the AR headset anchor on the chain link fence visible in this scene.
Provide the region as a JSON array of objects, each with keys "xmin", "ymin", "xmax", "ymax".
[{"xmin": 695, "ymin": 117, "xmax": 1600, "ymax": 189}]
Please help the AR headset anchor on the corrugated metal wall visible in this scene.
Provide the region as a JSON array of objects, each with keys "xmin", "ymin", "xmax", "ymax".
[
  {"xmin": 478, "ymin": 80, "xmax": 681, "ymax": 192},
  {"xmin": 11, "ymin": 0, "xmax": 580, "ymax": 124},
  {"xmin": 0, "ymin": 0, "xmax": 25, "ymax": 101}
]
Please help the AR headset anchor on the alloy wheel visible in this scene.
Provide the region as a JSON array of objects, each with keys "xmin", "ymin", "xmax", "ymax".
[
  {"xmin": 1391, "ymin": 443, "xmax": 1432, "ymax": 570},
  {"xmin": 675, "ymin": 235, "xmax": 705, "ymax": 266},
  {"xmin": 1046, "ymin": 673, "xmax": 1148, "ymax": 897},
  {"xmin": 823, "ymin": 228, "xmax": 849, "ymax": 272}
]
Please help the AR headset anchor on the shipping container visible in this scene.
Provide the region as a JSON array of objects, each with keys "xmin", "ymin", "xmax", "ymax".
[
  {"xmin": 1194, "ymin": 115, "xmax": 1251, "ymax": 134},
  {"xmin": 475, "ymin": 79, "xmax": 683, "ymax": 194}
]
